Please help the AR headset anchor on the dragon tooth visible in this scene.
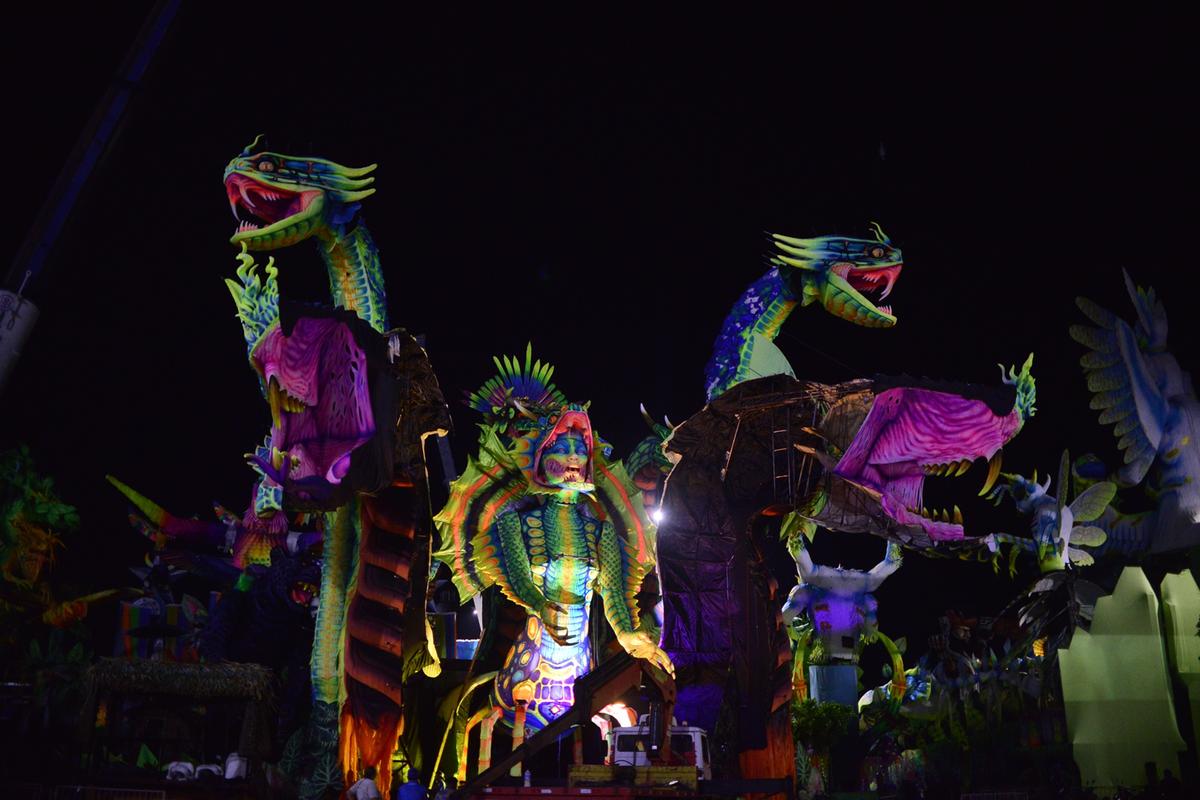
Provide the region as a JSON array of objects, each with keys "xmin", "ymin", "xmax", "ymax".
[
  {"xmin": 239, "ymin": 182, "xmax": 257, "ymax": 210},
  {"xmin": 267, "ymin": 377, "xmax": 284, "ymax": 431},
  {"xmin": 979, "ymin": 451, "xmax": 1003, "ymax": 496},
  {"xmin": 955, "ymin": 460, "xmax": 971, "ymax": 477},
  {"xmin": 880, "ymin": 269, "xmax": 898, "ymax": 300},
  {"xmin": 953, "ymin": 505, "xmax": 963, "ymax": 524}
]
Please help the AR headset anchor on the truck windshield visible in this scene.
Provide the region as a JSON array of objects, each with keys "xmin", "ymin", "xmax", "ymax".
[{"xmin": 614, "ymin": 733, "xmax": 696, "ymax": 757}]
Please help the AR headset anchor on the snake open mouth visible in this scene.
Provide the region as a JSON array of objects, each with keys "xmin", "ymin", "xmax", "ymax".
[
  {"xmin": 290, "ymin": 580, "xmax": 318, "ymax": 606},
  {"xmin": 226, "ymin": 173, "xmax": 322, "ymax": 247},
  {"xmin": 837, "ymin": 262, "xmax": 902, "ymax": 319}
]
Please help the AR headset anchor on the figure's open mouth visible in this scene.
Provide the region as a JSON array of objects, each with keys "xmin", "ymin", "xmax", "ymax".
[
  {"xmin": 226, "ymin": 173, "xmax": 322, "ymax": 246},
  {"xmin": 835, "ymin": 262, "xmax": 902, "ymax": 319},
  {"xmin": 544, "ymin": 461, "xmax": 586, "ymax": 484},
  {"xmin": 290, "ymin": 581, "xmax": 318, "ymax": 606}
]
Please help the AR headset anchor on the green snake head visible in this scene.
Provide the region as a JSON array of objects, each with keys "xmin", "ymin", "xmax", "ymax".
[
  {"xmin": 771, "ymin": 222, "xmax": 902, "ymax": 327},
  {"xmin": 224, "ymin": 135, "xmax": 377, "ymax": 251}
]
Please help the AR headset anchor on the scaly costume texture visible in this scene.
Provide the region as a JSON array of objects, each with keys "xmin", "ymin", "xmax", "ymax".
[
  {"xmin": 434, "ymin": 347, "xmax": 670, "ymax": 734},
  {"xmin": 224, "ymin": 137, "xmax": 450, "ymax": 799}
]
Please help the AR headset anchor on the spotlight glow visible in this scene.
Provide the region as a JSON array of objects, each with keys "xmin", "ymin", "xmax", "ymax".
[{"xmin": 651, "ymin": 509, "xmax": 665, "ymax": 524}]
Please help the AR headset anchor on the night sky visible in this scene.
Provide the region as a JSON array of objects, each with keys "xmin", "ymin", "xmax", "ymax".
[{"xmin": 3, "ymin": 5, "xmax": 1197, "ymax": 672}]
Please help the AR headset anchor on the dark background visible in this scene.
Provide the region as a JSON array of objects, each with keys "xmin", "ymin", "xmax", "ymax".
[{"xmin": 3, "ymin": 4, "xmax": 1196, "ymax": 679}]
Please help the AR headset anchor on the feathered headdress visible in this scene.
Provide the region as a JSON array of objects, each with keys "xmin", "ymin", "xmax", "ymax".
[{"xmin": 466, "ymin": 343, "xmax": 567, "ymax": 423}]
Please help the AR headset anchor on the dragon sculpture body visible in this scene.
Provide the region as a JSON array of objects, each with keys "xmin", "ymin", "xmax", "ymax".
[
  {"xmin": 435, "ymin": 348, "xmax": 669, "ymax": 743},
  {"xmin": 657, "ymin": 227, "xmax": 1040, "ymax": 780},
  {"xmin": 222, "ymin": 137, "xmax": 449, "ymax": 799},
  {"xmin": 660, "ymin": 367, "xmax": 1036, "ymax": 729}
]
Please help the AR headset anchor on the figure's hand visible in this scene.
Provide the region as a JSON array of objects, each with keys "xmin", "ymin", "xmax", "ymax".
[{"xmin": 617, "ymin": 631, "xmax": 675, "ymax": 677}]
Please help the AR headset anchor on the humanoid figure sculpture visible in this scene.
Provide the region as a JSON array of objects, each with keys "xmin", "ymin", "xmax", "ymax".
[{"xmin": 782, "ymin": 539, "xmax": 902, "ymax": 662}]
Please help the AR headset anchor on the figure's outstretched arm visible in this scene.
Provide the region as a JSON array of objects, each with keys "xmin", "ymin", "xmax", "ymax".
[
  {"xmin": 596, "ymin": 521, "xmax": 674, "ymax": 675},
  {"xmin": 794, "ymin": 539, "xmax": 817, "ymax": 582},
  {"xmin": 595, "ymin": 520, "xmax": 641, "ymax": 636},
  {"xmin": 865, "ymin": 541, "xmax": 903, "ymax": 591}
]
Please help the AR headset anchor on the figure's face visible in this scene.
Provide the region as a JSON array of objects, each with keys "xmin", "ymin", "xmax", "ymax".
[
  {"xmin": 540, "ymin": 432, "xmax": 590, "ymax": 487},
  {"xmin": 18, "ymin": 547, "xmax": 47, "ymax": 583},
  {"xmin": 13, "ymin": 523, "xmax": 53, "ymax": 583}
]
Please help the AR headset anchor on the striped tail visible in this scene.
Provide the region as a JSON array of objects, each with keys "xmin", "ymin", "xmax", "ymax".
[{"xmin": 339, "ymin": 481, "xmax": 424, "ymax": 800}]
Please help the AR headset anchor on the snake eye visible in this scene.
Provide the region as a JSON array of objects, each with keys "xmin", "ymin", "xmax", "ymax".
[
  {"xmin": 257, "ymin": 160, "xmax": 275, "ymax": 173},
  {"xmin": 871, "ymin": 247, "xmax": 884, "ymax": 258}
]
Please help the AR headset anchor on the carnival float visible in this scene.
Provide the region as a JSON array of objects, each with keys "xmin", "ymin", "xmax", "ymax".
[{"xmin": 3, "ymin": 132, "xmax": 1199, "ymax": 800}]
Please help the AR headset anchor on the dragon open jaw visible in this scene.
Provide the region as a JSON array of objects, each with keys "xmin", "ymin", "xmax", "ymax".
[
  {"xmin": 226, "ymin": 173, "xmax": 323, "ymax": 249},
  {"xmin": 824, "ymin": 378, "xmax": 1030, "ymax": 544},
  {"xmin": 839, "ymin": 262, "xmax": 900, "ymax": 309},
  {"xmin": 290, "ymin": 580, "xmax": 318, "ymax": 606},
  {"xmin": 828, "ymin": 261, "xmax": 902, "ymax": 326},
  {"xmin": 864, "ymin": 451, "xmax": 1006, "ymax": 541},
  {"xmin": 769, "ymin": 229, "xmax": 904, "ymax": 330}
]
